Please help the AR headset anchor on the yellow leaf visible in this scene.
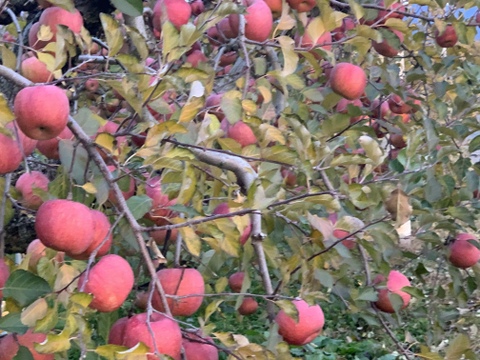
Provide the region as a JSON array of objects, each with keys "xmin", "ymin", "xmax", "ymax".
[
  {"xmin": 21, "ymin": 298, "xmax": 48, "ymax": 327},
  {"xmin": 0, "ymin": 45, "xmax": 16, "ymax": 70},
  {"xmin": 0, "ymin": 94, "xmax": 15, "ymax": 125},
  {"xmin": 278, "ymin": 36, "xmax": 298, "ymax": 77},
  {"xmin": 384, "ymin": 188, "xmax": 412, "ymax": 226},
  {"xmin": 80, "ymin": 182, "xmax": 97, "ymax": 194}
]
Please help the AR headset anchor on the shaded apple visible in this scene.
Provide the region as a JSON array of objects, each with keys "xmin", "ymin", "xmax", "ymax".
[
  {"xmin": 21, "ymin": 56, "xmax": 54, "ymax": 83},
  {"xmin": 228, "ymin": 271, "xmax": 245, "ymax": 292},
  {"xmin": 448, "ymin": 233, "xmax": 480, "ymax": 269},
  {"xmin": 36, "ymin": 126, "xmax": 74, "ymax": 160},
  {"xmin": 374, "ymin": 270, "xmax": 411, "ymax": 313},
  {"xmin": 108, "ymin": 316, "xmax": 129, "ymax": 345},
  {"xmin": 286, "ymin": 0, "xmax": 316, "ymax": 13},
  {"xmin": 372, "ymin": 29, "xmax": 404, "ymax": 57},
  {"xmin": 144, "ymin": 176, "xmax": 177, "ymax": 225},
  {"xmin": 152, "ymin": 267, "xmax": 205, "ymax": 316},
  {"xmin": 0, "ymin": 258, "xmax": 10, "ymax": 299},
  {"xmin": 78, "ymin": 254, "xmax": 134, "ymax": 312},
  {"xmin": 275, "ymin": 299, "xmax": 325, "ymax": 345},
  {"xmin": 35, "ymin": 199, "xmax": 95, "ymax": 255},
  {"xmin": 238, "ymin": 297, "xmax": 258, "ymax": 315},
  {"xmin": 15, "ymin": 171, "xmax": 49, "ymax": 210},
  {"xmin": 435, "ymin": 24, "xmax": 457, "ymax": 48},
  {"xmin": 182, "ymin": 332, "xmax": 218, "ymax": 360},
  {"xmin": 26, "ymin": 239, "xmax": 64, "ymax": 271}
]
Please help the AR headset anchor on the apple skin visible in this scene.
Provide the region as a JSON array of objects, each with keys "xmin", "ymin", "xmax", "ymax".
[
  {"xmin": 275, "ymin": 299, "xmax": 325, "ymax": 346},
  {"xmin": 28, "ymin": 22, "xmax": 41, "ymax": 49},
  {"xmin": 228, "ymin": 271, "xmax": 245, "ymax": 292},
  {"xmin": 0, "ymin": 133, "xmax": 23, "ymax": 175},
  {"xmin": 332, "ymin": 17, "xmax": 355, "ymax": 41},
  {"xmin": 21, "ymin": 56, "xmax": 53, "ymax": 83},
  {"xmin": 15, "ymin": 171, "xmax": 49, "ymax": 210},
  {"xmin": 238, "ymin": 297, "xmax": 258, "ymax": 315},
  {"xmin": 374, "ymin": 270, "xmax": 411, "ymax": 313},
  {"xmin": 78, "ymin": 254, "xmax": 134, "ymax": 312},
  {"xmin": 122, "ymin": 313, "xmax": 182, "ymax": 360},
  {"xmin": 225, "ymin": 121, "xmax": 257, "ymax": 147},
  {"xmin": 153, "ymin": 0, "xmax": 192, "ymax": 32},
  {"xmin": 286, "ymin": 0, "xmax": 316, "ymax": 13},
  {"xmin": 36, "ymin": 126, "xmax": 73, "ymax": 159},
  {"xmin": 229, "ymin": 0, "xmax": 273, "ymax": 42},
  {"xmin": 372, "ymin": 29, "xmax": 404, "ymax": 57},
  {"xmin": 38, "ymin": 6, "xmax": 84, "ymax": 40},
  {"xmin": 204, "ymin": 93, "xmax": 225, "ymax": 120},
  {"xmin": 0, "ymin": 258, "xmax": 10, "ymax": 299},
  {"xmin": 212, "ymin": 202, "xmax": 252, "ymax": 245},
  {"xmin": 182, "ymin": 332, "xmax": 219, "ymax": 360},
  {"xmin": 336, "ymin": 98, "xmax": 364, "ymax": 123},
  {"xmin": 448, "ymin": 233, "xmax": 480, "ymax": 269},
  {"xmin": 190, "ymin": 0, "xmax": 205, "ymax": 15},
  {"xmin": 26, "ymin": 239, "xmax": 64, "ymax": 271},
  {"xmin": 186, "ymin": 50, "xmax": 208, "ymax": 66},
  {"xmin": 0, "ymin": 333, "xmax": 17, "ymax": 360},
  {"xmin": 35, "ymin": 199, "xmax": 95, "ymax": 255},
  {"xmin": 151, "ymin": 218, "xmax": 178, "ymax": 246},
  {"xmin": 330, "ymin": 62, "xmax": 367, "ymax": 100},
  {"xmin": 0, "ymin": 329, "xmax": 53, "ymax": 360},
  {"xmin": 435, "ymin": 24, "xmax": 457, "ymax": 48},
  {"xmin": 14, "ymin": 85, "xmax": 69, "ymax": 140},
  {"xmin": 390, "ymin": 133, "xmax": 406, "ymax": 149},
  {"xmin": 144, "ymin": 176, "xmax": 177, "ymax": 225},
  {"xmin": 108, "ymin": 316, "xmax": 129, "ymax": 345},
  {"xmin": 6, "ymin": 122, "xmax": 38, "ymax": 156},
  {"xmin": 296, "ymin": 29, "xmax": 332, "ymax": 52},
  {"xmin": 152, "ymin": 268, "xmax": 205, "ymax": 316},
  {"xmin": 70, "ymin": 210, "xmax": 113, "ymax": 260},
  {"xmin": 263, "ymin": 0, "xmax": 282, "ymax": 17},
  {"xmin": 333, "ymin": 229, "xmax": 355, "ymax": 249},
  {"xmin": 388, "ymin": 93, "xmax": 420, "ymax": 114}
]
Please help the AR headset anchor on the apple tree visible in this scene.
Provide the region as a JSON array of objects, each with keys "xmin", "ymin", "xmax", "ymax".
[{"xmin": 0, "ymin": 0, "xmax": 480, "ymax": 358}]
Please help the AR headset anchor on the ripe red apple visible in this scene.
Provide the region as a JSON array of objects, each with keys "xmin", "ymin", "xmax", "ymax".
[
  {"xmin": 21, "ymin": 56, "xmax": 53, "ymax": 83},
  {"xmin": 153, "ymin": 0, "xmax": 192, "ymax": 32},
  {"xmin": 286, "ymin": 0, "xmax": 316, "ymax": 13},
  {"xmin": 229, "ymin": 0, "xmax": 273, "ymax": 42},
  {"xmin": 0, "ymin": 258, "xmax": 10, "ymax": 299},
  {"xmin": 15, "ymin": 171, "xmax": 49, "ymax": 210},
  {"xmin": 296, "ymin": 29, "xmax": 332, "ymax": 51},
  {"xmin": 388, "ymin": 93, "xmax": 420, "ymax": 114},
  {"xmin": 263, "ymin": 0, "xmax": 282, "ymax": 17},
  {"xmin": 333, "ymin": 229, "xmax": 356, "ymax": 249},
  {"xmin": 330, "ymin": 62, "xmax": 367, "ymax": 100},
  {"xmin": 390, "ymin": 133, "xmax": 406, "ymax": 149},
  {"xmin": 38, "ymin": 6, "xmax": 84, "ymax": 40},
  {"xmin": 71, "ymin": 210, "xmax": 112, "ymax": 260},
  {"xmin": 374, "ymin": 270, "xmax": 411, "ymax": 313},
  {"xmin": 275, "ymin": 299, "xmax": 325, "ymax": 345},
  {"xmin": 238, "ymin": 297, "xmax": 258, "ymax": 315},
  {"xmin": 36, "ymin": 126, "xmax": 73, "ymax": 159},
  {"xmin": 225, "ymin": 121, "xmax": 257, "ymax": 147},
  {"xmin": 0, "ymin": 329, "xmax": 53, "ymax": 360},
  {"xmin": 212, "ymin": 202, "xmax": 252, "ymax": 245},
  {"xmin": 108, "ymin": 316, "xmax": 129, "ymax": 345},
  {"xmin": 186, "ymin": 50, "xmax": 208, "ymax": 66},
  {"xmin": 28, "ymin": 22, "xmax": 41, "ymax": 49},
  {"xmin": 78, "ymin": 254, "xmax": 134, "ymax": 312},
  {"xmin": 0, "ymin": 333, "xmax": 18, "ymax": 360},
  {"xmin": 35, "ymin": 199, "xmax": 95, "ymax": 255},
  {"xmin": 152, "ymin": 268, "xmax": 205, "ymax": 316},
  {"xmin": 0, "ymin": 132, "xmax": 23, "ymax": 175},
  {"xmin": 336, "ymin": 98, "xmax": 365, "ymax": 123},
  {"xmin": 14, "ymin": 85, "xmax": 69, "ymax": 140},
  {"xmin": 182, "ymin": 332, "xmax": 218, "ymax": 360},
  {"xmin": 435, "ymin": 24, "xmax": 457, "ymax": 48},
  {"xmin": 190, "ymin": 0, "xmax": 205, "ymax": 15},
  {"xmin": 122, "ymin": 313, "xmax": 182, "ymax": 360},
  {"xmin": 144, "ymin": 176, "xmax": 177, "ymax": 225},
  {"xmin": 151, "ymin": 218, "xmax": 178, "ymax": 245},
  {"xmin": 448, "ymin": 233, "xmax": 480, "ymax": 269},
  {"xmin": 6, "ymin": 122, "xmax": 38, "ymax": 156},
  {"xmin": 372, "ymin": 29, "xmax": 404, "ymax": 57},
  {"xmin": 228, "ymin": 271, "xmax": 245, "ymax": 292},
  {"xmin": 26, "ymin": 239, "xmax": 64, "ymax": 271},
  {"xmin": 332, "ymin": 17, "xmax": 355, "ymax": 41}
]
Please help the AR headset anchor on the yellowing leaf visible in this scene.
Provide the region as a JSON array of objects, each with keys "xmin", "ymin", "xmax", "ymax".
[
  {"xmin": 80, "ymin": 182, "xmax": 97, "ymax": 194},
  {"xmin": 384, "ymin": 189, "xmax": 412, "ymax": 226},
  {"xmin": 21, "ymin": 298, "xmax": 48, "ymax": 327},
  {"xmin": 37, "ymin": 25, "xmax": 54, "ymax": 42},
  {"xmin": 0, "ymin": 94, "xmax": 15, "ymax": 125},
  {"xmin": 278, "ymin": 36, "xmax": 298, "ymax": 77},
  {"xmin": 100, "ymin": 13, "xmax": 124, "ymax": 57},
  {"xmin": 1, "ymin": 45, "xmax": 16, "ymax": 70}
]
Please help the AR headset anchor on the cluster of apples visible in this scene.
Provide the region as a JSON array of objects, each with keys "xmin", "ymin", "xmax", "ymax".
[{"xmin": 228, "ymin": 271, "xmax": 259, "ymax": 315}]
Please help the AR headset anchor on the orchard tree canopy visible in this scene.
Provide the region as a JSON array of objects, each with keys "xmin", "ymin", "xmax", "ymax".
[{"xmin": 0, "ymin": 0, "xmax": 480, "ymax": 359}]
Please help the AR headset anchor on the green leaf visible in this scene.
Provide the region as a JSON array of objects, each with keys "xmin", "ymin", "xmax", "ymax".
[
  {"xmin": 13, "ymin": 346, "xmax": 34, "ymax": 360},
  {"xmin": 0, "ymin": 312, "xmax": 29, "ymax": 334},
  {"xmin": 445, "ymin": 334, "xmax": 471, "ymax": 360},
  {"xmin": 126, "ymin": 195, "xmax": 153, "ymax": 220},
  {"xmin": 100, "ymin": 13, "xmax": 124, "ymax": 57},
  {"xmin": 348, "ymin": 0, "xmax": 365, "ymax": 19},
  {"xmin": 278, "ymin": 36, "xmax": 298, "ymax": 76},
  {"xmin": 356, "ymin": 287, "xmax": 378, "ymax": 302},
  {"xmin": 220, "ymin": 90, "xmax": 243, "ymax": 124},
  {"xmin": 73, "ymin": 107, "xmax": 102, "ymax": 137},
  {"xmin": 46, "ymin": 0, "xmax": 75, "ymax": 12},
  {"xmin": 3, "ymin": 270, "xmax": 52, "ymax": 307},
  {"xmin": 111, "ymin": 0, "xmax": 143, "ymax": 17}
]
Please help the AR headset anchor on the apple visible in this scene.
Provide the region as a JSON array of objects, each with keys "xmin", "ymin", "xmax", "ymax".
[
  {"xmin": 296, "ymin": 29, "xmax": 332, "ymax": 51},
  {"xmin": 152, "ymin": 267, "xmax": 205, "ymax": 316},
  {"xmin": 0, "ymin": 258, "xmax": 10, "ymax": 299},
  {"xmin": 122, "ymin": 313, "xmax": 182, "ymax": 360},
  {"xmin": 238, "ymin": 297, "xmax": 258, "ymax": 315},
  {"xmin": 435, "ymin": 24, "xmax": 457, "ymax": 48},
  {"xmin": 225, "ymin": 121, "xmax": 257, "ymax": 147},
  {"xmin": 14, "ymin": 85, "xmax": 69, "ymax": 140},
  {"xmin": 182, "ymin": 332, "xmax": 218, "ymax": 360},
  {"xmin": 204, "ymin": 93, "xmax": 225, "ymax": 120},
  {"xmin": 476, "ymin": 10, "xmax": 480, "ymax": 24},
  {"xmin": 186, "ymin": 50, "xmax": 208, "ymax": 66},
  {"xmin": 228, "ymin": 271, "xmax": 245, "ymax": 292},
  {"xmin": 70, "ymin": 210, "xmax": 113, "ymax": 260},
  {"xmin": 390, "ymin": 133, "xmax": 406, "ymax": 149},
  {"xmin": 21, "ymin": 56, "xmax": 54, "ymax": 83},
  {"xmin": 133, "ymin": 291, "xmax": 149, "ymax": 311},
  {"xmin": 330, "ymin": 62, "xmax": 367, "ymax": 100},
  {"xmin": 78, "ymin": 254, "xmax": 134, "ymax": 312},
  {"xmin": 190, "ymin": 0, "xmax": 205, "ymax": 15},
  {"xmin": 286, "ymin": 0, "xmax": 316, "ymax": 13},
  {"xmin": 107, "ymin": 165, "xmax": 135, "ymax": 205},
  {"xmin": 372, "ymin": 29, "xmax": 404, "ymax": 57},
  {"xmin": 28, "ymin": 22, "xmax": 41, "ymax": 49},
  {"xmin": 0, "ymin": 333, "xmax": 17, "ymax": 360},
  {"xmin": 374, "ymin": 270, "xmax": 411, "ymax": 313},
  {"xmin": 26, "ymin": 239, "xmax": 64, "ymax": 271},
  {"xmin": 144, "ymin": 176, "xmax": 177, "ymax": 225},
  {"xmin": 151, "ymin": 218, "xmax": 178, "ymax": 245},
  {"xmin": 0, "ymin": 133, "xmax": 23, "ymax": 175},
  {"xmin": 35, "ymin": 199, "xmax": 95, "ymax": 255},
  {"xmin": 108, "ymin": 316, "xmax": 129, "ymax": 345},
  {"xmin": 448, "ymin": 233, "xmax": 480, "ymax": 269},
  {"xmin": 275, "ymin": 299, "xmax": 325, "ymax": 345},
  {"xmin": 281, "ymin": 168, "xmax": 297, "ymax": 187},
  {"xmin": 333, "ymin": 17, "xmax": 355, "ymax": 41},
  {"xmin": 333, "ymin": 229, "xmax": 356, "ymax": 249},
  {"xmin": 229, "ymin": 0, "xmax": 273, "ymax": 42},
  {"xmin": 0, "ymin": 329, "xmax": 53, "ymax": 360},
  {"xmin": 263, "ymin": 0, "xmax": 282, "ymax": 17},
  {"xmin": 36, "ymin": 126, "xmax": 74, "ymax": 159},
  {"xmin": 212, "ymin": 202, "xmax": 252, "ymax": 245},
  {"xmin": 336, "ymin": 98, "xmax": 365, "ymax": 123},
  {"xmin": 85, "ymin": 78, "xmax": 99, "ymax": 92},
  {"xmin": 38, "ymin": 6, "xmax": 84, "ymax": 40},
  {"xmin": 15, "ymin": 171, "xmax": 49, "ymax": 210},
  {"xmin": 153, "ymin": 0, "xmax": 191, "ymax": 32},
  {"xmin": 6, "ymin": 122, "xmax": 38, "ymax": 156},
  {"xmin": 388, "ymin": 93, "xmax": 420, "ymax": 114}
]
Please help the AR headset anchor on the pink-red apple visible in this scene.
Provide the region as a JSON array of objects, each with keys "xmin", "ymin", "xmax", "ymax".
[
  {"xmin": 153, "ymin": 0, "xmax": 191, "ymax": 32},
  {"xmin": 238, "ymin": 297, "xmax": 258, "ymax": 315},
  {"xmin": 448, "ymin": 233, "xmax": 480, "ymax": 269},
  {"xmin": 286, "ymin": 0, "xmax": 316, "ymax": 13},
  {"xmin": 374, "ymin": 270, "xmax": 411, "ymax": 313},
  {"xmin": 229, "ymin": 0, "xmax": 273, "ymax": 42},
  {"xmin": 182, "ymin": 332, "xmax": 218, "ymax": 360},
  {"xmin": 15, "ymin": 171, "xmax": 49, "ymax": 209},
  {"xmin": 21, "ymin": 56, "xmax": 54, "ymax": 83},
  {"xmin": 435, "ymin": 24, "xmax": 457, "ymax": 48},
  {"xmin": 36, "ymin": 126, "xmax": 73, "ymax": 159},
  {"xmin": 330, "ymin": 62, "xmax": 367, "ymax": 100},
  {"xmin": 228, "ymin": 271, "xmax": 245, "ymax": 292},
  {"xmin": 0, "ymin": 258, "xmax": 10, "ymax": 299}
]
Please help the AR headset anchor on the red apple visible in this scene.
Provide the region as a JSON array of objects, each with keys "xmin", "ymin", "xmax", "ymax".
[
  {"xmin": 108, "ymin": 316, "xmax": 129, "ymax": 345},
  {"xmin": 212, "ymin": 202, "xmax": 252, "ymax": 245},
  {"xmin": 228, "ymin": 0, "xmax": 273, "ymax": 42},
  {"xmin": 372, "ymin": 29, "xmax": 404, "ymax": 57},
  {"xmin": 186, "ymin": 50, "xmax": 208, "ymax": 66},
  {"xmin": 374, "ymin": 270, "xmax": 411, "ymax": 313},
  {"xmin": 435, "ymin": 24, "xmax": 457, "ymax": 48},
  {"xmin": 144, "ymin": 176, "xmax": 177, "ymax": 224},
  {"xmin": 448, "ymin": 233, "xmax": 480, "ymax": 269},
  {"xmin": 0, "ymin": 258, "xmax": 10, "ymax": 299},
  {"xmin": 21, "ymin": 56, "xmax": 54, "ymax": 83},
  {"xmin": 26, "ymin": 239, "xmax": 64, "ymax": 271},
  {"xmin": 330, "ymin": 62, "xmax": 367, "ymax": 100},
  {"xmin": 152, "ymin": 267, "xmax": 205, "ymax": 316},
  {"xmin": 78, "ymin": 254, "xmax": 134, "ymax": 312},
  {"xmin": 15, "ymin": 171, "xmax": 49, "ymax": 210},
  {"xmin": 286, "ymin": 0, "xmax": 316, "ymax": 13},
  {"xmin": 6, "ymin": 122, "xmax": 38, "ymax": 156},
  {"xmin": 0, "ymin": 133, "xmax": 23, "ymax": 175},
  {"xmin": 182, "ymin": 332, "xmax": 218, "ymax": 360},
  {"xmin": 14, "ymin": 85, "xmax": 69, "ymax": 140},
  {"xmin": 275, "ymin": 299, "xmax": 325, "ymax": 345},
  {"xmin": 153, "ymin": 0, "xmax": 191, "ymax": 32},
  {"xmin": 190, "ymin": 0, "xmax": 205, "ymax": 15},
  {"xmin": 71, "ymin": 210, "xmax": 112, "ymax": 260},
  {"xmin": 36, "ymin": 126, "xmax": 74, "ymax": 159},
  {"xmin": 38, "ymin": 6, "xmax": 83, "ymax": 41},
  {"xmin": 263, "ymin": 0, "xmax": 282, "ymax": 17},
  {"xmin": 388, "ymin": 93, "xmax": 420, "ymax": 114},
  {"xmin": 238, "ymin": 297, "xmax": 258, "ymax": 315},
  {"xmin": 228, "ymin": 271, "xmax": 245, "ymax": 292},
  {"xmin": 225, "ymin": 121, "xmax": 257, "ymax": 147},
  {"xmin": 35, "ymin": 199, "xmax": 95, "ymax": 255}
]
